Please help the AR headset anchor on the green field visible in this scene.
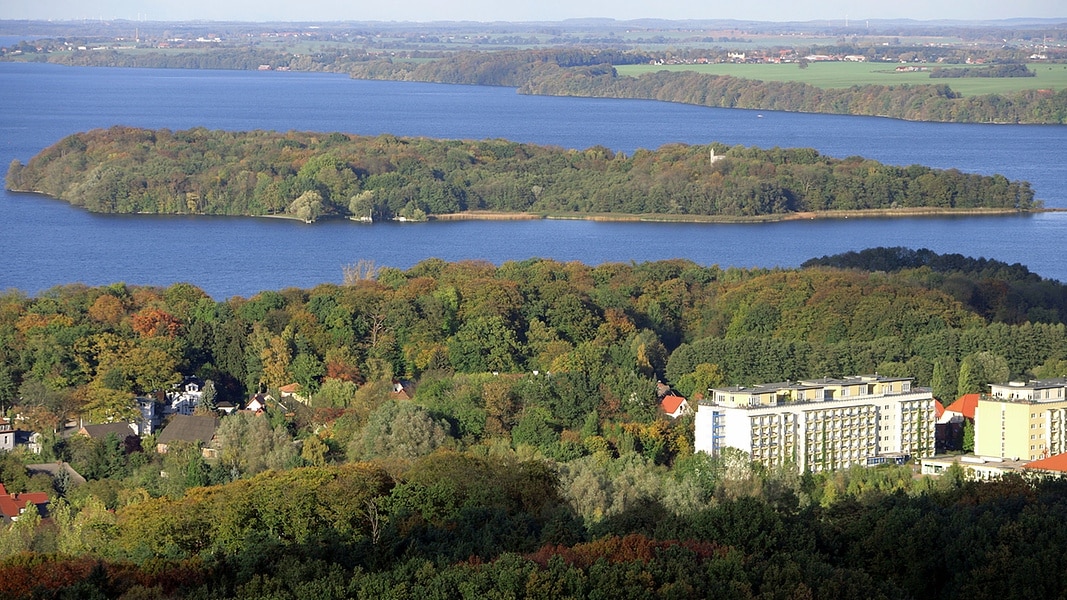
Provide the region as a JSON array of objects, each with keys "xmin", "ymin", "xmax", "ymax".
[{"xmin": 615, "ymin": 61, "xmax": 1067, "ymax": 96}]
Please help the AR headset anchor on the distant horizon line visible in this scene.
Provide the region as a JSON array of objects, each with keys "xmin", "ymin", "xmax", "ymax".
[{"xmin": 1, "ymin": 16, "xmax": 1065, "ymax": 26}]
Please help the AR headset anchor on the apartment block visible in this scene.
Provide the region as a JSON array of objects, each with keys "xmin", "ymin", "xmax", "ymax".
[
  {"xmin": 975, "ymin": 377, "xmax": 1067, "ymax": 461},
  {"xmin": 694, "ymin": 375, "xmax": 935, "ymax": 472}
]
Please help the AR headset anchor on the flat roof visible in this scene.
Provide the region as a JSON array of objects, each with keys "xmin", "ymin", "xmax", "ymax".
[{"xmin": 990, "ymin": 377, "xmax": 1067, "ymax": 391}]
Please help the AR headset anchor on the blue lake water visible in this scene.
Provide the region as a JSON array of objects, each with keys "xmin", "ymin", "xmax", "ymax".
[{"xmin": 1, "ymin": 62, "xmax": 1065, "ymax": 298}]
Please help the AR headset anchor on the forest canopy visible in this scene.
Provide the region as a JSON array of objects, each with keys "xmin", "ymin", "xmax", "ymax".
[
  {"xmin": 6, "ymin": 127, "xmax": 1039, "ymax": 221},
  {"xmin": 2, "ymin": 251, "xmax": 1067, "ymax": 598}
]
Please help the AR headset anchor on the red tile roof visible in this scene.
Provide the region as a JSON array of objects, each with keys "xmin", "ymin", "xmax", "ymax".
[
  {"xmin": 946, "ymin": 393, "xmax": 980, "ymax": 420},
  {"xmin": 1025, "ymin": 452, "xmax": 1067, "ymax": 473},
  {"xmin": 934, "ymin": 400, "xmax": 945, "ymax": 419},
  {"xmin": 0, "ymin": 484, "xmax": 49, "ymax": 520},
  {"xmin": 661, "ymin": 395, "xmax": 687, "ymax": 415}
]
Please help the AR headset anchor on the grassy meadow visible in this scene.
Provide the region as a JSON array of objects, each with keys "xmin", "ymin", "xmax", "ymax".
[{"xmin": 615, "ymin": 61, "xmax": 1067, "ymax": 96}]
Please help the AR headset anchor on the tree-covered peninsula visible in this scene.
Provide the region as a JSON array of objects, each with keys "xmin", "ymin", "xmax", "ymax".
[
  {"xmin": 6, "ymin": 127, "xmax": 1038, "ymax": 221},
  {"xmin": 11, "ymin": 36, "xmax": 1067, "ymax": 124},
  {"xmin": 344, "ymin": 50, "xmax": 1067, "ymax": 125}
]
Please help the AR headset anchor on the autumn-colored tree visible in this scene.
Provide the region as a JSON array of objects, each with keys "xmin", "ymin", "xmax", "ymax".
[
  {"xmin": 131, "ymin": 307, "xmax": 181, "ymax": 338},
  {"xmin": 87, "ymin": 293, "xmax": 126, "ymax": 325},
  {"xmin": 324, "ymin": 347, "xmax": 363, "ymax": 382},
  {"xmin": 259, "ymin": 335, "xmax": 293, "ymax": 390},
  {"xmin": 483, "ymin": 377, "xmax": 520, "ymax": 436}
]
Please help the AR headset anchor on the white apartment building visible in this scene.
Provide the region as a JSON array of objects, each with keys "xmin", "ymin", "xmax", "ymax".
[{"xmin": 695, "ymin": 375, "xmax": 935, "ymax": 472}]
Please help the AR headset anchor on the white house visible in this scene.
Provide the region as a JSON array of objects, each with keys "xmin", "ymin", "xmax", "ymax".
[{"xmin": 167, "ymin": 380, "xmax": 204, "ymax": 416}]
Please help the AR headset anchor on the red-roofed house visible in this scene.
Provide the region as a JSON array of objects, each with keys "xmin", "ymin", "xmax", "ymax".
[
  {"xmin": 279, "ymin": 383, "xmax": 310, "ymax": 405},
  {"xmin": 934, "ymin": 400, "xmax": 945, "ymax": 420},
  {"xmin": 935, "ymin": 394, "xmax": 981, "ymax": 453},
  {"xmin": 0, "ymin": 483, "xmax": 49, "ymax": 522},
  {"xmin": 945, "ymin": 393, "xmax": 980, "ymax": 420},
  {"xmin": 246, "ymin": 393, "xmax": 271, "ymax": 414},
  {"xmin": 660, "ymin": 395, "xmax": 691, "ymax": 419}
]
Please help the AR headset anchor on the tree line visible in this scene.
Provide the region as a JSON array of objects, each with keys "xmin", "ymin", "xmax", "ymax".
[
  {"xmin": 339, "ymin": 49, "xmax": 1067, "ymax": 124},
  {"xmin": 931, "ymin": 63, "xmax": 1036, "ymax": 78},
  {"xmin": 517, "ymin": 66, "xmax": 1067, "ymax": 124},
  {"xmin": 10, "ymin": 44, "xmax": 1067, "ymax": 124},
  {"xmin": 7, "ymin": 127, "xmax": 1039, "ymax": 220}
]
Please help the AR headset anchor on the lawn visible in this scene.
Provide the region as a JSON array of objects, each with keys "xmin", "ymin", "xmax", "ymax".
[{"xmin": 614, "ymin": 61, "xmax": 1067, "ymax": 96}]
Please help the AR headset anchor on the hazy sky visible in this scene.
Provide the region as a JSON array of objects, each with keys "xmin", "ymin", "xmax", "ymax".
[{"xmin": 2, "ymin": 0, "xmax": 1063, "ymax": 23}]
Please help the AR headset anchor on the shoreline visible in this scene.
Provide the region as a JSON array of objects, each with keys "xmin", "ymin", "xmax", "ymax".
[
  {"xmin": 8, "ymin": 194, "xmax": 1059, "ymax": 224},
  {"xmin": 429, "ymin": 207, "xmax": 1060, "ymax": 224}
]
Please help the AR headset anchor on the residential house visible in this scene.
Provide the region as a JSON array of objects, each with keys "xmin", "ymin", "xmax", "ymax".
[
  {"xmin": 78, "ymin": 422, "xmax": 138, "ymax": 442},
  {"xmin": 135, "ymin": 396, "xmax": 160, "ymax": 436},
  {"xmin": 26, "ymin": 462, "xmax": 86, "ymax": 489},
  {"xmin": 279, "ymin": 382, "xmax": 310, "ymax": 405},
  {"xmin": 167, "ymin": 378, "xmax": 204, "ymax": 416},
  {"xmin": 392, "ymin": 380, "xmax": 416, "ymax": 401},
  {"xmin": 660, "ymin": 395, "xmax": 691, "ymax": 419},
  {"xmin": 695, "ymin": 375, "xmax": 935, "ymax": 472},
  {"xmin": 18, "ymin": 431, "xmax": 43, "ymax": 454},
  {"xmin": 0, "ymin": 418, "xmax": 14, "ymax": 451},
  {"xmin": 216, "ymin": 400, "xmax": 238, "ymax": 415},
  {"xmin": 0, "ymin": 483, "xmax": 49, "ymax": 522},
  {"xmin": 945, "ymin": 393, "xmax": 980, "ymax": 421},
  {"xmin": 937, "ymin": 393, "xmax": 979, "ymax": 452},
  {"xmin": 156, "ymin": 414, "xmax": 220, "ymax": 458},
  {"xmin": 245, "ymin": 393, "xmax": 271, "ymax": 414}
]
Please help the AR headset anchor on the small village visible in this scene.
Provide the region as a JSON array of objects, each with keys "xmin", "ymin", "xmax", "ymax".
[{"xmin": 4, "ymin": 371, "xmax": 1067, "ymax": 524}]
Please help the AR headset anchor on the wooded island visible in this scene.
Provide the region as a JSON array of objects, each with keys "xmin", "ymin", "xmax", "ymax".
[{"xmin": 6, "ymin": 127, "xmax": 1038, "ymax": 222}]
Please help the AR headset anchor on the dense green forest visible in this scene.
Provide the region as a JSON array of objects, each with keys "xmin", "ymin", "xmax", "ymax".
[
  {"xmin": 3, "ymin": 252, "xmax": 1067, "ymax": 597},
  {"xmin": 6, "ymin": 250, "xmax": 1067, "ymax": 593},
  {"xmin": 13, "ymin": 44, "xmax": 1067, "ymax": 124},
  {"xmin": 6, "ymin": 127, "xmax": 1038, "ymax": 220},
  {"xmin": 517, "ymin": 66, "xmax": 1067, "ymax": 124}
]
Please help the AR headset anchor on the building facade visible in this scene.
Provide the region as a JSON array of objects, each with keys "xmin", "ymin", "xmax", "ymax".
[
  {"xmin": 0, "ymin": 418, "xmax": 13, "ymax": 451},
  {"xmin": 975, "ymin": 377, "xmax": 1067, "ymax": 461},
  {"xmin": 695, "ymin": 375, "xmax": 935, "ymax": 472}
]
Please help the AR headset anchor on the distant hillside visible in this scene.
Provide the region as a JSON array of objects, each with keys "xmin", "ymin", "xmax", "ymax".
[{"xmin": 804, "ymin": 247, "xmax": 1067, "ymax": 324}]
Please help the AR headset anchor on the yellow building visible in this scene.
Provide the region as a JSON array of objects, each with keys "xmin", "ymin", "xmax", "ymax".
[
  {"xmin": 695, "ymin": 375, "xmax": 934, "ymax": 472},
  {"xmin": 975, "ymin": 377, "xmax": 1067, "ymax": 461}
]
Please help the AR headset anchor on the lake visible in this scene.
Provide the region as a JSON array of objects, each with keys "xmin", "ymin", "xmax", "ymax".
[{"xmin": 1, "ymin": 62, "xmax": 1065, "ymax": 298}]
